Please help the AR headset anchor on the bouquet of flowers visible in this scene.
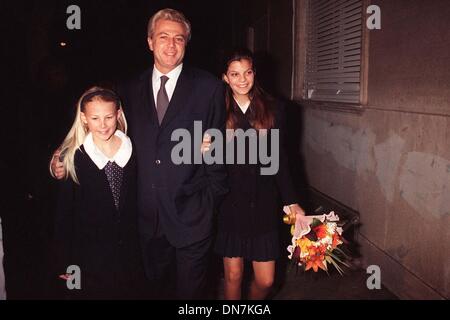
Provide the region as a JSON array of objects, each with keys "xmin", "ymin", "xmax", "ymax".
[{"xmin": 284, "ymin": 210, "xmax": 349, "ymax": 274}]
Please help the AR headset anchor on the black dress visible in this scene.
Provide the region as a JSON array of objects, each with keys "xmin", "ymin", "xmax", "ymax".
[
  {"xmin": 53, "ymin": 145, "xmax": 144, "ymax": 299},
  {"xmin": 215, "ymin": 100, "xmax": 298, "ymax": 261}
]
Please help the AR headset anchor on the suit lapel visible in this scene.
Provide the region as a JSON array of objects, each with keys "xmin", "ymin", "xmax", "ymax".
[
  {"xmin": 160, "ymin": 67, "xmax": 193, "ymax": 129},
  {"xmin": 138, "ymin": 69, "xmax": 159, "ymax": 127}
]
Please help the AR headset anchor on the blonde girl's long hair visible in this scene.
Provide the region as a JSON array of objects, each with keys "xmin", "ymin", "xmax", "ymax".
[{"xmin": 50, "ymin": 86, "xmax": 128, "ymax": 184}]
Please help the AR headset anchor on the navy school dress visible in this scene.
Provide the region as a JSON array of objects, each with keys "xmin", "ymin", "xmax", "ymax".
[
  {"xmin": 214, "ymin": 100, "xmax": 298, "ymax": 262},
  {"xmin": 53, "ymin": 131, "xmax": 145, "ymax": 299}
]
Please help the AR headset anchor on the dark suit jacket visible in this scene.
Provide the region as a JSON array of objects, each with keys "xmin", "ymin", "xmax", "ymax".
[{"xmin": 118, "ymin": 66, "xmax": 228, "ymax": 248}]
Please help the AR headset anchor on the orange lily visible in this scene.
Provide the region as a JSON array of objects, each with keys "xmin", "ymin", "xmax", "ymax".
[
  {"xmin": 305, "ymin": 254, "xmax": 327, "ymax": 272},
  {"xmin": 332, "ymin": 233, "xmax": 342, "ymax": 248},
  {"xmin": 313, "ymin": 224, "xmax": 328, "ymax": 239}
]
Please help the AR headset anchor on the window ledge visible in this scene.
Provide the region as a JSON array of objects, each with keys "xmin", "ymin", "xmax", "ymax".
[{"xmin": 297, "ymin": 100, "xmax": 365, "ymax": 114}]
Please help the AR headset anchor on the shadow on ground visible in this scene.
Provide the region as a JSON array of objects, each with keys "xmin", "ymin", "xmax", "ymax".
[{"xmin": 273, "ymin": 266, "xmax": 398, "ymax": 300}]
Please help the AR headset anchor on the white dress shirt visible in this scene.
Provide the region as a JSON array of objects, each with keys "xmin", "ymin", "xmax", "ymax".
[
  {"xmin": 83, "ymin": 130, "xmax": 133, "ymax": 170},
  {"xmin": 152, "ymin": 63, "xmax": 183, "ymax": 105}
]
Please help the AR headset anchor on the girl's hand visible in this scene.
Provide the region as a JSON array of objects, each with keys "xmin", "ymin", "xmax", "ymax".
[
  {"xmin": 288, "ymin": 203, "xmax": 309, "ymax": 230},
  {"xmin": 201, "ymin": 133, "xmax": 211, "ymax": 154},
  {"xmin": 59, "ymin": 274, "xmax": 71, "ymax": 280}
]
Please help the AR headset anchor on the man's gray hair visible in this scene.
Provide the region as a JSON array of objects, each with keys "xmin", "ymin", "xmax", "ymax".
[{"xmin": 147, "ymin": 8, "xmax": 191, "ymax": 41}]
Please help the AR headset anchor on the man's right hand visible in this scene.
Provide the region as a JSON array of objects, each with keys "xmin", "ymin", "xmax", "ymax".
[{"xmin": 51, "ymin": 150, "xmax": 65, "ymax": 180}]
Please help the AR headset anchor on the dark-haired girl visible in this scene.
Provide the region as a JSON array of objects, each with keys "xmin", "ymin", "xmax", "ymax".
[{"xmin": 212, "ymin": 49, "xmax": 307, "ymax": 300}]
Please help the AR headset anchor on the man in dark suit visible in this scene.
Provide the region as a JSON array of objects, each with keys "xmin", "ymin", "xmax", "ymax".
[
  {"xmin": 119, "ymin": 8, "xmax": 227, "ymax": 299},
  {"xmin": 52, "ymin": 8, "xmax": 227, "ymax": 299}
]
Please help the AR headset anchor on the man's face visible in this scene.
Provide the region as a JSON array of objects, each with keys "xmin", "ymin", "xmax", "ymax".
[{"xmin": 148, "ymin": 19, "xmax": 187, "ymax": 74}]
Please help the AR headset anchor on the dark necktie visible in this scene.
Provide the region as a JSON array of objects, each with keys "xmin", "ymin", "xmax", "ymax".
[
  {"xmin": 156, "ymin": 75, "xmax": 169, "ymax": 125},
  {"xmin": 104, "ymin": 161, "xmax": 123, "ymax": 210}
]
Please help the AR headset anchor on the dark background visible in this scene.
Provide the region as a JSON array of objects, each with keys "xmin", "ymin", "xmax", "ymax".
[
  {"xmin": 2, "ymin": 0, "xmax": 237, "ymax": 185},
  {"xmin": 0, "ymin": 0, "xmax": 312, "ymax": 299},
  {"xmin": 1, "ymin": 0, "xmax": 238, "ymax": 299}
]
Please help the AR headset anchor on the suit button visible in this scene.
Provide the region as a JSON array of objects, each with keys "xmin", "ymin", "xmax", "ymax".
[
  {"xmin": 155, "ymin": 160, "xmax": 161, "ymax": 165},
  {"xmin": 151, "ymin": 184, "xmax": 156, "ymax": 189},
  {"xmin": 250, "ymin": 202, "xmax": 255, "ymax": 208}
]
